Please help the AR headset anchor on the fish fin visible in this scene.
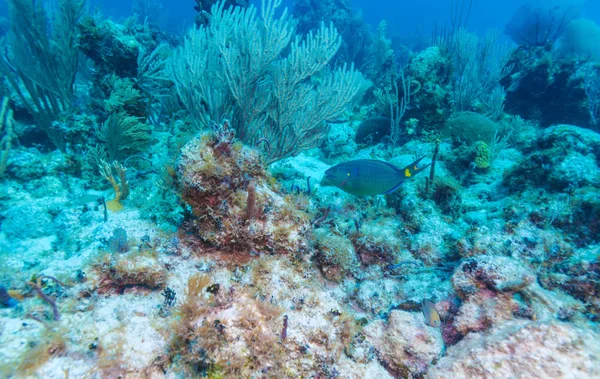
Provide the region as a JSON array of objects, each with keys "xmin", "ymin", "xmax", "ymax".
[
  {"xmin": 381, "ymin": 179, "xmax": 406, "ymax": 195},
  {"xmin": 377, "ymin": 160, "xmax": 405, "ymax": 172}
]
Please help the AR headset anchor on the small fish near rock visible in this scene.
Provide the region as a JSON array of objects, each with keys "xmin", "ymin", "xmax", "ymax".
[{"xmin": 422, "ymin": 299, "xmax": 442, "ymax": 328}]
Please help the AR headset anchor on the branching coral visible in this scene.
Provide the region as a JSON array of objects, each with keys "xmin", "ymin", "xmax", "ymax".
[
  {"xmin": 27, "ymin": 275, "xmax": 69, "ymax": 322},
  {"xmin": 0, "ymin": 0, "xmax": 83, "ymax": 150},
  {"xmin": 99, "ymin": 160, "xmax": 130, "ymax": 212},
  {"xmin": 136, "ymin": 43, "xmax": 171, "ymax": 98},
  {"xmin": 99, "ymin": 111, "xmax": 152, "ymax": 161},
  {"xmin": 169, "ymin": 0, "xmax": 365, "ymax": 163},
  {"xmin": 104, "ymin": 74, "xmax": 142, "ymax": 113}
]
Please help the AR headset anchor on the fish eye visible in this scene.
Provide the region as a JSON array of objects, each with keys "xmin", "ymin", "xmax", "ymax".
[{"xmin": 347, "ymin": 173, "xmax": 350, "ymax": 176}]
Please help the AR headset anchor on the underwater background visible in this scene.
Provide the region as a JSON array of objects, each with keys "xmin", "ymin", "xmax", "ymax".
[{"xmin": 0, "ymin": 0, "xmax": 599, "ymax": 377}]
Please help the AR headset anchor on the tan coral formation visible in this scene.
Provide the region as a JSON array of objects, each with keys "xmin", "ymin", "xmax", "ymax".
[
  {"xmin": 427, "ymin": 321, "xmax": 600, "ymax": 379},
  {"xmin": 452, "ymin": 255, "xmax": 536, "ymax": 297},
  {"xmin": 363, "ymin": 310, "xmax": 444, "ymax": 377}
]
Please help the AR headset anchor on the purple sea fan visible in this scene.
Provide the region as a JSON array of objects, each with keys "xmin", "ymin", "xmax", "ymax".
[
  {"xmin": 108, "ymin": 227, "xmax": 129, "ymax": 253},
  {"xmin": 505, "ymin": 0, "xmax": 584, "ymax": 47}
]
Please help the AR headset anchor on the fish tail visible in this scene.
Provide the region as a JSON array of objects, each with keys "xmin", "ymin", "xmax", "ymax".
[
  {"xmin": 381, "ymin": 156, "xmax": 431, "ymax": 195},
  {"xmin": 400, "ymin": 155, "xmax": 430, "ymax": 179}
]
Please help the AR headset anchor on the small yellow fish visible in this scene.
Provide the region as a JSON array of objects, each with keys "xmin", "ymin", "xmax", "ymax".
[{"xmin": 422, "ymin": 299, "xmax": 441, "ymax": 327}]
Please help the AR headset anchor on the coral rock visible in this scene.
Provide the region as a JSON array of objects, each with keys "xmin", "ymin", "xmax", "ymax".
[
  {"xmin": 452, "ymin": 291, "xmax": 517, "ymax": 335},
  {"xmin": 364, "ymin": 310, "xmax": 444, "ymax": 377},
  {"xmin": 452, "ymin": 255, "xmax": 535, "ymax": 299},
  {"xmin": 96, "ymin": 253, "xmax": 167, "ymax": 290},
  {"xmin": 427, "ymin": 321, "xmax": 600, "ymax": 378}
]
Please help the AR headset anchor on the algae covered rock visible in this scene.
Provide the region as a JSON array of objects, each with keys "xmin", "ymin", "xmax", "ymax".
[
  {"xmin": 312, "ymin": 228, "xmax": 359, "ymax": 281},
  {"xmin": 356, "ymin": 279, "xmax": 402, "ymax": 315},
  {"xmin": 505, "ymin": 124, "xmax": 600, "ymax": 192},
  {"xmin": 177, "ymin": 123, "xmax": 311, "ymax": 255},
  {"xmin": 428, "ymin": 321, "xmax": 600, "ymax": 378},
  {"xmin": 452, "ymin": 291, "xmax": 518, "ymax": 335},
  {"xmin": 323, "ymin": 122, "xmax": 358, "ymax": 160},
  {"xmin": 536, "ymin": 124, "xmax": 600, "ymax": 189},
  {"xmin": 452, "ymin": 255, "xmax": 535, "ymax": 299},
  {"xmin": 405, "ymin": 46, "xmax": 452, "ymax": 131},
  {"xmin": 95, "ymin": 252, "xmax": 167, "ymax": 291},
  {"xmin": 5, "ymin": 150, "xmax": 76, "ymax": 181},
  {"xmin": 501, "ymin": 47, "xmax": 590, "ymax": 129},
  {"xmin": 449, "ymin": 256, "xmax": 538, "ymax": 338},
  {"xmin": 2, "ymin": 203, "xmax": 55, "ymax": 240},
  {"xmin": 503, "ymin": 125, "xmax": 600, "ymax": 244},
  {"xmin": 364, "ymin": 310, "xmax": 444, "ymax": 377},
  {"xmin": 78, "ymin": 19, "xmax": 140, "ymax": 77}
]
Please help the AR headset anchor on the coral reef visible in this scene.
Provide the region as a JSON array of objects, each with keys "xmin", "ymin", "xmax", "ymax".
[{"xmin": 0, "ymin": 0, "xmax": 598, "ymax": 377}]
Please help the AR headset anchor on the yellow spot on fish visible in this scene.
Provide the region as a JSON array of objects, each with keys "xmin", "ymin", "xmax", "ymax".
[
  {"xmin": 405, "ymin": 168, "xmax": 411, "ymax": 177},
  {"xmin": 347, "ymin": 173, "xmax": 351, "ymax": 176}
]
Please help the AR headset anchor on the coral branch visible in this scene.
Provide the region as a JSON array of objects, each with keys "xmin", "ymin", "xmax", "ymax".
[
  {"xmin": 280, "ymin": 315, "xmax": 288, "ymax": 342},
  {"xmin": 245, "ymin": 181, "xmax": 256, "ymax": 221},
  {"xmin": 313, "ymin": 206, "xmax": 331, "ymax": 226},
  {"xmin": 0, "ymin": 97, "xmax": 14, "ymax": 177},
  {"xmin": 27, "ymin": 275, "xmax": 69, "ymax": 322},
  {"xmin": 425, "ymin": 139, "xmax": 440, "ymax": 195},
  {"xmin": 28, "ymin": 281, "xmax": 60, "ymax": 321},
  {"xmin": 99, "ymin": 160, "xmax": 130, "ymax": 211}
]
